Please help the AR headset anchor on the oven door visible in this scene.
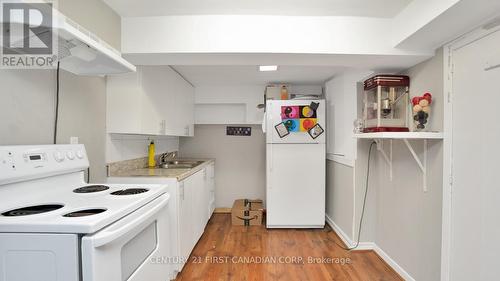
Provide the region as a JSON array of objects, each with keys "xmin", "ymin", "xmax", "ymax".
[{"xmin": 81, "ymin": 193, "xmax": 171, "ymax": 281}]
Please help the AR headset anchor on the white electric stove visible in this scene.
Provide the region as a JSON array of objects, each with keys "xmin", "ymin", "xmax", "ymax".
[{"xmin": 0, "ymin": 144, "xmax": 173, "ymax": 281}]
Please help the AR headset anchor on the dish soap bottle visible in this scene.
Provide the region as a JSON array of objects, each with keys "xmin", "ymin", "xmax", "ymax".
[{"xmin": 148, "ymin": 141, "xmax": 156, "ymax": 168}]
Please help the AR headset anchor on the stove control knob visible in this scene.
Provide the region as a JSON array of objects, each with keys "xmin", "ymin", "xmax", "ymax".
[
  {"xmin": 76, "ymin": 150, "xmax": 84, "ymax": 159},
  {"xmin": 53, "ymin": 151, "xmax": 65, "ymax": 162},
  {"xmin": 67, "ymin": 151, "xmax": 75, "ymax": 160}
]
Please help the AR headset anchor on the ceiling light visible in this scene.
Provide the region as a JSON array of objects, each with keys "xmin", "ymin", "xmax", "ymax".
[{"xmin": 259, "ymin": 65, "xmax": 278, "ymax": 72}]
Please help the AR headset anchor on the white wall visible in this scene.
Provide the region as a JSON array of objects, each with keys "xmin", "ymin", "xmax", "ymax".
[
  {"xmin": 325, "ymin": 70, "xmax": 372, "ymax": 165},
  {"xmin": 0, "ymin": 70, "xmax": 55, "ymax": 145},
  {"xmin": 59, "ymin": 0, "xmax": 122, "ymax": 50},
  {"xmin": 325, "ymin": 70, "xmax": 374, "ymax": 244},
  {"xmin": 326, "ymin": 50, "xmax": 444, "ymax": 281},
  {"xmin": 106, "ymin": 134, "xmax": 179, "ymax": 163},
  {"xmin": 179, "ymin": 125, "xmax": 266, "ymax": 208},
  {"xmin": 393, "ymin": 0, "xmax": 500, "ymax": 50},
  {"xmin": 0, "ymin": 69, "xmax": 108, "ymax": 182},
  {"xmin": 371, "ymin": 140, "xmax": 443, "ymax": 281},
  {"xmin": 194, "ymin": 85, "xmax": 265, "ymax": 125},
  {"xmin": 0, "ymin": 0, "xmax": 121, "ymax": 182},
  {"xmin": 121, "ymin": 1, "xmax": 499, "ymax": 63},
  {"xmin": 326, "ymin": 161, "xmax": 354, "ymax": 238},
  {"xmin": 122, "ymin": 15, "xmax": 430, "ymax": 56},
  {"xmin": 194, "ymin": 84, "xmax": 323, "ymax": 125},
  {"xmin": 369, "ymin": 48, "xmax": 444, "ymax": 281},
  {"xmin": 392, "ymin": 0, "xmax": 460, "ymax": 47}
]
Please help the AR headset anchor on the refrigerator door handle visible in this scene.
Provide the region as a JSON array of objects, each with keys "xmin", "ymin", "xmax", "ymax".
[
  {"xmin": 268, "ymin": 144, "xmax": 273, "ymax": 189},
  {"xmin": 262, "ymin": 112, "xmax": 266, "ymax": 133}
]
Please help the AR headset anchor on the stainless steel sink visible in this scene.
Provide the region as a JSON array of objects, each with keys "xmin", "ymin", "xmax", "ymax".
[{"xmin": 158, "ymin": 160, "xmax": 204, "ymax": 169}]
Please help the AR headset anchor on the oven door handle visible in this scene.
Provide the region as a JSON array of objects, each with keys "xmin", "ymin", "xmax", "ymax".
[{"xmin": 91, "ymin": 193, "xmax": 170, "ymax": 248}]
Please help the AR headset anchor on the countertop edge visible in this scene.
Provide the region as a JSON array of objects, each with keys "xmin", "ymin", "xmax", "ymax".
[
  {"xmin": 176, "ymin": 159, "xmax": 215, "ymax": 181},
  {"xmin": 108, "ymin": 159, "xmax": 215, "ymax": 182}
]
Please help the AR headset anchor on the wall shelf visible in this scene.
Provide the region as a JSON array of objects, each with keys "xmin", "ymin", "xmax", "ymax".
[
  {"xmin": 195, "ymin": 103, "xmax": 247, "ymax": 125},
  {"xmin": 354, "ymin": 132, "xmax": 443, "ymax": 139},
  {"xmin": 354, "ymin": 132, "xmax": 443, "ymax": 192}
]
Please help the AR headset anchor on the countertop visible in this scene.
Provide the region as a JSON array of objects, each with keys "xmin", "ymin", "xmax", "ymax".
[{"xmin": 109, "ymin": 158, "xmax": 215, "ymax": 181}]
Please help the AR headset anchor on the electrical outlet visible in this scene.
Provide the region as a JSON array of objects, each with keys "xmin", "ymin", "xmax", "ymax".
[{"xmin": 70, "ymin": 137, "xmax": 79, "ymax": 144}]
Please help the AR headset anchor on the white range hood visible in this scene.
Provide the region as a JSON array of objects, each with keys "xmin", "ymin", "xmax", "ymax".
[
  {"xmin": 1, "ymin": 5, "xmax": 136, "ymax": 76},
  {"xmin": 54, "ymin": 10, "xmax": 136, "ymax": 75}
]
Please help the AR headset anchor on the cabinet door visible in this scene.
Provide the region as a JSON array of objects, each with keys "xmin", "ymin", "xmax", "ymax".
[
  {"xmin": 106, "ymin": 66, "xmax": 194, "ymax": 137},
  {"xmin": 190, "ymin": 171, "xmax": 206, "ymax": 242},
  {"xmin": 206, "ymin": 163, "xmax": 216, "ymax": 217},
  {"xmin": 178, "ymin": 180, "xmax": 193, "ymax": 260},
  {"xmin": 201, "ymin": 168, "xmax": 210, "ymax": 223},
  {"xmin": 141, "ymin": 66, "xmax": 176, "ymax": 135},
  {"xmin": 106, "ymin": 72, "xmax": 143, "ymax": 134},
  {"xmin": 142, "ymin": 66, "xmax": 194, "ymax": 136},
  {"xmin": 173, "ymin": 70, "xmax": 195, "ymax": 136}
]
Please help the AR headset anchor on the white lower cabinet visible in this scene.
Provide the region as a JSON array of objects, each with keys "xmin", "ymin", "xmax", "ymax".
[
  {"xmin": 206, "ymin": 163, "xmax": 216, "ymax": 216},
  {"xmin": 176, "ymin": 163, "xmax": 216, "ymax": 273},
  {"xmin": 178, "ymin": 179, "xmax": 193, "ymax": 261}
]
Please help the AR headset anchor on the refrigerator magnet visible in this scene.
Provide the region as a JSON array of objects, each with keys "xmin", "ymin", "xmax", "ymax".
[
  {"xmin": 275, "ymin": 122, "xmax": 290, "ymax": 138},
  {"xmin": 284, "ymin": 119, "xmax": 299, "ymax": 132},
  {"xmin": 308, "ymin": 123, "xmax": 324, "ymax": 139},
  {"xmin": 309, "ymin": 101, "xmax": 320, "ymax": 111}
]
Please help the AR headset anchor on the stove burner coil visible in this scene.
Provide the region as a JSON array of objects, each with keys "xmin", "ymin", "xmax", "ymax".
[
  {"xmin": 2, "ymin": 204, "xmax": 64, "ymax": 217},
  {"xmin": 73, "ymin": 185, "xmax": 110, "ymax": 193},
  {"xmin": 111, "ymin": 188, "xmax": 149, "ymax": 196},
  {"xmin": 63, "ymin": 208, "xmax": 107, "ymax": 217}
]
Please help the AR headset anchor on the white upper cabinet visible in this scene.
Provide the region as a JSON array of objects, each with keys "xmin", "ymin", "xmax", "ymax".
[
  {"xmin": 107, "ymin": 66, "xmax": 195, "ymax": 136},
  {"xmin": 173, "ymin": 71, "xmax": 195, "ymax": 136},
  {"xmin": 106, "ymin": 71, "xmax": 143, "ymax": 134}
]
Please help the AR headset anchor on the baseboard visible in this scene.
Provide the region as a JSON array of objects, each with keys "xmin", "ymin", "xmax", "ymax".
[
  {"xmin": 326, "ymin": 154, "xmax": 355, "ymax": 167},
  {"xmin": 325, "ymin": 214, "xmax": 355, "ymax": 248},
  {"xmin": 213, "ymin": 208, "xmax": 231, "ymax": 214},
  {"xmin": 325, "ymin": 215, "xmax": 415, "ymax": 281},
  {"xmin": 372, "ymin": 244, "xmax": 415, "ymax": 281}
]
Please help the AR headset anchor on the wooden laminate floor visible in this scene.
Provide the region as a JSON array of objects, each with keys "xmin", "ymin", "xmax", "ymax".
[{"xmin": 176, "ymin": 214, "xmax": 403, "ymax": 281}]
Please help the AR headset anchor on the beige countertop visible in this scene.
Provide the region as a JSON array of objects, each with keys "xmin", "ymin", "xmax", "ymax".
[{"xmin": 109, "ymin": 159, "xmax": 215, "ymax": 181}]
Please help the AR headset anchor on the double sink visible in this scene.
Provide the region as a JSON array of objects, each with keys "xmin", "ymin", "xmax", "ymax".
[{"xmin": 157, "ymin": 160, "xmax": 205, "ymax": 169}]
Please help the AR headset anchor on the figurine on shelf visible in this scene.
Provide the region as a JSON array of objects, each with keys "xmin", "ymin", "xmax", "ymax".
[{"xmin": 412, "ymin": 93, "xmax": 432, "ymax": 131}]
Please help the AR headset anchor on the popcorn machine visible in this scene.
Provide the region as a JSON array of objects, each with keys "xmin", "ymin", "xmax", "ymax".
[{"xmin": 362, "ymin": 75, "xmax": 410, "ymax": 132}]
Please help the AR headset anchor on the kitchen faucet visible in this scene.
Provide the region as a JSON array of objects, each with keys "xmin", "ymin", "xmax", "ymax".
[{"xmin": 159, "ymin": 151, "xmax": 177, "ymax": 164}]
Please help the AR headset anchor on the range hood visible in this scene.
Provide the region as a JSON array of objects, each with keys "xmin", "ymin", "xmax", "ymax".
[{"xmin": 1, "ymin": 5, "xmax": 136, "ymax": 76}]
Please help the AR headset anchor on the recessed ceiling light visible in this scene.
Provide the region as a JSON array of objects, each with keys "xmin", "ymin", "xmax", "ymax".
[{"xmin": 259, "ymin": 65, "xmax": 278, "ymax": 72}]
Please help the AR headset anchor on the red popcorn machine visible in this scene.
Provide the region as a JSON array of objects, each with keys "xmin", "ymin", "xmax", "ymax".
[{"xmin": 362, "ymin": 75, "xmax": 410, "ymax": 133}]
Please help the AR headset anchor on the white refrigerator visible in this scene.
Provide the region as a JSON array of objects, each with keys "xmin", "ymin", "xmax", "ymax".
[{"xmin": 265, "ymin": 99, "xmax": 326, "ymax": 228}]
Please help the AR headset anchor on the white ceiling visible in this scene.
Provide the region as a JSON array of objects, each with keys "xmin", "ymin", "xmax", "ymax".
[
  {"xmin": 103, "ymin": 0, "xmax": 412, "ymax": 18},
  {"xmin": 172, "ymin": 65, "xmax": 346, "ymax": 86}
]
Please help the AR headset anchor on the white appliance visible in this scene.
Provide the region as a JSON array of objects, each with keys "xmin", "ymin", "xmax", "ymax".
[
  {"xmin": 265, "ymin": 99, "xmax": 326, "ymax": 228},
  {"xmin": 0, "ymin": 144, "xmax": 172, "ymax": 281},
  {"xmin": 107, "ymin": 162, "xmax": 216, "ymax": 277}
]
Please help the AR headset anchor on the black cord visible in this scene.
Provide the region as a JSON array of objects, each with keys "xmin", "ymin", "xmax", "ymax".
[
  {"xmin": 330, "ymin": 141, "xmax": 377, "ymax": 251},
  {"xmin": 53, "ymin": 61, "xmax": 61, "ymax": 144},
  {"xmin": 86, "ymin": 167, "xmax": 90, "ymax": 183}
]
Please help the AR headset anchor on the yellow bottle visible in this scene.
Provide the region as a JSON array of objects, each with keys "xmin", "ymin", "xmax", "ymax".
[{"xmin": 148, "ymin": 141, "xmax": 156, "ymax": 168}]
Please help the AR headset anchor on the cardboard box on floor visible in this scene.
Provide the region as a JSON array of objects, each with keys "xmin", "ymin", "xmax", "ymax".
[{"xmin": 231, "ymin": 199, "xmax": 264, "ymax": 226}]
